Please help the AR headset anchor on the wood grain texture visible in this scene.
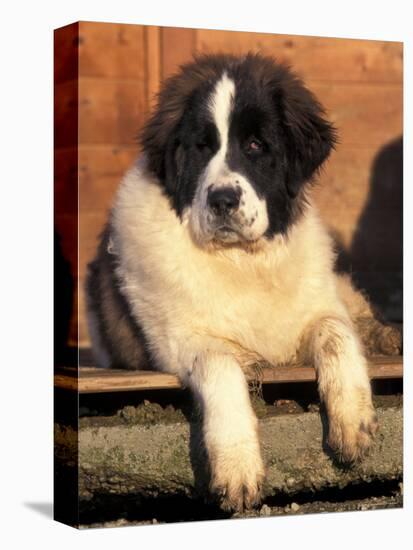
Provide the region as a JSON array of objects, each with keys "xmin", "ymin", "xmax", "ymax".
[
  {"xmin": 78, "ymin": 78, "xmax": 145, "ymax": 145},
  {"xmin": 314, "ymin": 145, "xmax": 401, "ymax": 248},
  {"xmin": 78, "ymin": 21, "xmax": 146, "ymax": 79},
  {"xmin": 54, "ymin": 80, "xmax": 78, "ymax": 149},
  {"xmin": 196, "ymin": 30, "xmax": 403, "ymax": 83},
  {"xmin": 55, "ymin": 355, "xmax": 403, "ymax": 393},
  {"xmin": 144, "ymin": 26, "xmax": 161, "ymax": 110},
  {"xmin": 160, "ymin": 26, "xmax": 197, "ymax": 79},
  {"xmin": 78, "ymin": 145, "xmax": 138, "ymax": 211},
  {"xmin": 310, "ymin": 82, "xmax": 402, "ymax": 148},
  {"xmin": 54, "ymin": 23, "xmax": 79, "ymax": 84}
]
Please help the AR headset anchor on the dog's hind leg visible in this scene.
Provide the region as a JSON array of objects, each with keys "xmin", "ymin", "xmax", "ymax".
[{"xmin": 336, "ymin": 273, "xmax": 402, "ymax": 355}]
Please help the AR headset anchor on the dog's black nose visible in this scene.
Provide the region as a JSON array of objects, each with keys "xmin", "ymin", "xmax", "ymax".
[{"xmin": 207, "ymin": 187, "xmax": 240, "ymax": 216}]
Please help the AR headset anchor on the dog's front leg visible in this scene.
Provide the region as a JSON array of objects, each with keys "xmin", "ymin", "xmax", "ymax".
[
  {"xmin": 188, "ymin": 351, "xmax": 264, "ymax": 512},
  {"xmin": 308, "ymin": 316, "xmax": 378, "ymax": 461}
]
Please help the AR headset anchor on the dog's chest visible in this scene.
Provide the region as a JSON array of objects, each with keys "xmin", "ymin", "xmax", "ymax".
[
  {"xmin": 175, "ymin": 250, "xmax": 307, "ymax": 364},
  {"xmin": 114, "ymin": 174, "xmax": 322, "ymax": 365}
]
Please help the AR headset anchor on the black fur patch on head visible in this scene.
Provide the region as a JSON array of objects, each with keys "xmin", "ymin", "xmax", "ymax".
[
  {"xmin": 140, "ymin": 55, "xmax": 233, "ymax": 194},
  {"xmin": 140, "ymin": 53, "xmax": 337, "ymax": 235}
]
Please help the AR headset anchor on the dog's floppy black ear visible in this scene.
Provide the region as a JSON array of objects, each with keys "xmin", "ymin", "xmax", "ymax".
[
  {"xmin": 140, "ymin": 67, "xmax": 193, "ymax": 195},
  {"xmin": 140, "ymin": 100, "xmax": 182, "ymax": 193},
  {"xmin": 278, "ymin": 76, "xmax": 337, "ymax": 197},
  {"xmin": 164, "ymin": 135, "xmax": 186, "ymax": 198}
]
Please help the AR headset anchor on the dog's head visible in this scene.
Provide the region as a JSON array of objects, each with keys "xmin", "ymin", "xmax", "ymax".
[{"xmin": 141, "ymin": 53, "xmax": 336, "ymax": 247}]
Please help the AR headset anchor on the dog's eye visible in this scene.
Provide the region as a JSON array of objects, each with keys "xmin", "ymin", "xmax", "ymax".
[{"xmin": 245, "ymin": 138, "xmax": 264, "ymax": 154}]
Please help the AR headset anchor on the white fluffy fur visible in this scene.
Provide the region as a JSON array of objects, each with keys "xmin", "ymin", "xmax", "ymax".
[
  {"xmin": 189, "ymin": 74, "xmax": 269, "ymax": 245},
  {"xmin": 109, "ymin": 158, "xmax": 376, "ymax": 510}
]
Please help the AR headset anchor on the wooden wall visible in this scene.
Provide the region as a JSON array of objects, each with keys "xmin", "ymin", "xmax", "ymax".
[{"xmin": 54, "ymin": 22, "xmax": 403, "ymax": 350}]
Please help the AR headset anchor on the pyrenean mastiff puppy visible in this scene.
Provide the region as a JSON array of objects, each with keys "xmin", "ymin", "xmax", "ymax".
[{"xmin": 86, "ymin": 53, "xmax": 378, "ymax": 512}]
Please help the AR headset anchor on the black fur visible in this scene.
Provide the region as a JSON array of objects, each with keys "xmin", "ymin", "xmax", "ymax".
[
  {"xmin": 141, "ymin": 53, "xmax": 337, "ymax": 237},
  {"xmin": 86, "ymin": 226, "xmax": 151, "ymax": 370}
]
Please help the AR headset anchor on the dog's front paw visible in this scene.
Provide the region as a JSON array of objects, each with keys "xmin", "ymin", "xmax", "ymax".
[
  {"xmin": 209, "ymin": 442, "xmax": 265, "ymax": 513},
  {"xmin": 327, "ymin": 389, "xmax": 378, "ymax": 462}
]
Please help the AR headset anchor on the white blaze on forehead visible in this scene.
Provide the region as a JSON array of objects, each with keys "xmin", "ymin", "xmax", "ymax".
[
  {"xmin": 188, "ymin": 72, "xmax": 269, "ymax": 245},
  {"xmin": 208, "ymin": 73, "xmax": 235, "ymax": 160}
]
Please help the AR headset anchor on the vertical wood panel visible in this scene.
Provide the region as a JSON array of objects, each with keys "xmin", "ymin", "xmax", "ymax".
[
  {"xmin": 78, "ymin": 21, "xmax": 146, "ymax": 79},
  {"xmin": 78, "ymin": 146, "xmax": 138, "ymax": 212},
  {"xmin": 76, "ymin": 23, "xmax": 148, "ymax": 344},
  {"xmin": 78, "ymin": 78, "xmax": 145, "ymax": 145},
  {"xmin": 144, "ymin": 26, "xmax": 161, "ymax": 111},
  {"xmin": 160, "ymin": 27, "xmax": 197, "ymax": 79},
  {"xmin": 310, "ymin": 82, "xmax": 402, "ymax": 147},
  {"xmin": 195, "ymin": 30, "xmax": 403, "ymax": 83},
  {"xmin": 54, "ymin": 22, "xmax": 80, "ymax": 84}
]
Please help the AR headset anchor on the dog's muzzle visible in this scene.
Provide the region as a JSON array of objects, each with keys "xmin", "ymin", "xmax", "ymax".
[
  {"xmin": 206, "ymin": 185, "xmax": 245, "ymax": 243},
  {"xmin": 207, "ymin": 186, "xmax": 241, "ymax": 216}
]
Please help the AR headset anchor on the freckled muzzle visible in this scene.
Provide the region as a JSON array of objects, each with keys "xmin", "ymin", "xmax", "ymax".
[
  {"xmin": 205, "ymin": 184, "xmax": 246, "ymax": 243},
  {"xmin": 189, "ymin": 175, "xmax": 268, "ymax": 246},
  {"xmin": 200, "ymin": 183, "xmax": 257, "ymax": 244}
]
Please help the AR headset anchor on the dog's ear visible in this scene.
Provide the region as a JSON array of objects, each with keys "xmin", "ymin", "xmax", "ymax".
[
  {"xmin": 164, "ymin": 135, "xmax": 186, "ymax": 197},
  {"xmin": 140, "ymin": 96, "xmax": 183, "ymax": 193},
  {"xmin": 277, "ymin": 76, "xmax": 337, "ymax": 198},
  {"xmin": 140, "ymin": 65, "xmax": 194, "ymax": 197}
]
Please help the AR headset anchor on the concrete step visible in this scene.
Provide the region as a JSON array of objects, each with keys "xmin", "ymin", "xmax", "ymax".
[{"xmin": 55, "ymin": 403, "xmax": 402, "ymax": 508}]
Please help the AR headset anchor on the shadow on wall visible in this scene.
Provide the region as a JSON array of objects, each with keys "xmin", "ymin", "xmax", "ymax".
[{"xmin": 348, "ymin": 137, "xmax": 403, "ymax": 323}]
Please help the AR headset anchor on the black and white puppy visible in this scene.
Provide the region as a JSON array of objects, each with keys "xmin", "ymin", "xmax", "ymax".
[{"xmin": 86, "ymin": 53, "xmax": 378, "ymax": 512}]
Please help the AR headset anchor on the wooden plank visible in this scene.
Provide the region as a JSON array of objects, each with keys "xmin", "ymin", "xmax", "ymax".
[
  {"xmin": 54, "ymin": 23, "xmax": 79, "ymax": 85},
  {"xmin": 314, "ymin": 142, "xmax": 402, "ymax": 250},
  {"xmin": 310, "ymin": 82, "xmax": 402, "ymax": 148},
  {"xmin": 55, "ymin": 355, "xmax": 403, "ymax": 393},
  {"xmin": 160, "ymin": 26, "xmax": 197, "ymax": 79},
  {"xmin": 195, "ymin": 30, "xmax": 403, "ymax": 84},
  {"xmin": 55, "ymin": 368, "xmax": 177, "ymax": 392},
  {"xmin": 54, "ymin": 80, "xmax": 78, "ymax": 149},
  {"xmin": 78, "ymin": 145, "xmax": 138, "ymax": 211},
  {"xmin": 144, "ymin": 26, "xmax": 161, "ymax": 111},
  {"xmin": 78, "ymin": 78, "xmax": 146, "ymax": 145},
  {"xmin": 78, "ymin": 22, "xmax": 146, "ymax": 79},
  {"xmin": 54, "ymin": 372, "xmax": 78, "ymax": 392}
]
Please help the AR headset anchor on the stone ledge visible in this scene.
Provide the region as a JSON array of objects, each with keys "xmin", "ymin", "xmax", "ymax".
[{"xmin": 55, "ymin": 406, "xmax": 402, "ymax": 500}]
